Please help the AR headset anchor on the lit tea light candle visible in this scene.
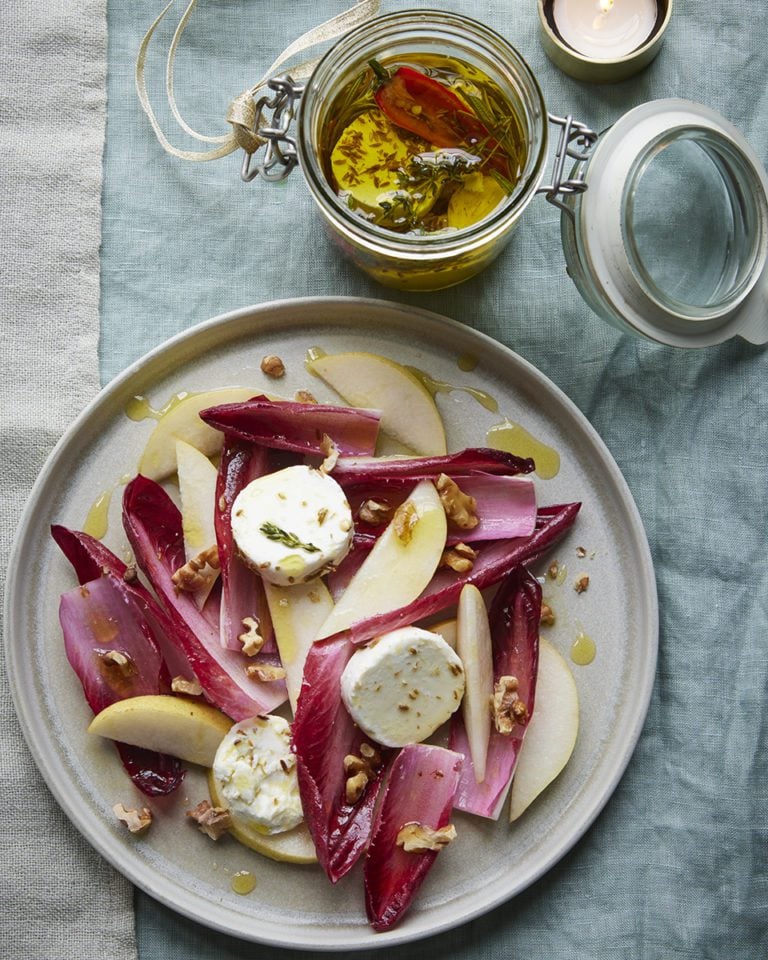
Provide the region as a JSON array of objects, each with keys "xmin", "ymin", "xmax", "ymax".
[{"xmin": 552, "ymin": 0, "xmax": 658, "ymax": 60}]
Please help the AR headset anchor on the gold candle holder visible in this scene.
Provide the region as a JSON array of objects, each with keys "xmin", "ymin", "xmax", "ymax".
[{"xmin": 538, "ymin": 0, "xmax": 673, "ymax": 83}]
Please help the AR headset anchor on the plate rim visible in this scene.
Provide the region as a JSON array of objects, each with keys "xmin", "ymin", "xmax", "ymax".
[{"xmin": 5, "ymin": 295, "xmax": 658, "ymax": 950}]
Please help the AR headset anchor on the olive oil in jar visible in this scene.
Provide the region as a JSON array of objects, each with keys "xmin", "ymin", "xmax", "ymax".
[{"xmin": 319, "ymin": 55, "xmax": 528, "ymax": 235}]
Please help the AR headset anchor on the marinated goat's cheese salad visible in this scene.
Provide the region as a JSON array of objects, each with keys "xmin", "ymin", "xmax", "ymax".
[{"xmin": 53, "ymin": 348, "xmax": 582, "ymax": 932}]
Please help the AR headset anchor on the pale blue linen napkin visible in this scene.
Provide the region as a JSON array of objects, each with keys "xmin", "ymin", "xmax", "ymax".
[{"xmin": 101, "ymin": 1, "xmax": 767, "ymax": 957}]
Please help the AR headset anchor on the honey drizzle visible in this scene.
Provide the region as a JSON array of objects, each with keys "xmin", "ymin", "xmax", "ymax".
[{"xmin": 486, "ymin": 418, "xmax": 560, "ymax": 479}]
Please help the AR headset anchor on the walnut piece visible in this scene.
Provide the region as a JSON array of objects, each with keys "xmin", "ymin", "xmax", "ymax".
[
  {"xmin": 575, "ymin": 546, "xmax": 587, "ymax": 558},
  {"xmin": 294, "ymin": 389, "xmax": 317, "ymax": 404},
  {"xmin": 319, "ymin": 433, "xmax": 339, "ymax": 474},
  {"xmin": 238, "ymin": 616, "xmax": 265, "ymax": 656},
  {"xmin": 343, "ymin": 743, "xmax": 383, "ymax": 805},
  {"xmin": 171, "ymin": 676, "xmax": 203, "ymax": 696},
  {"xmin": 574, "ymin": 574, "xmax": 590, "ymax": 594},
  {"xmin": 113, "ymin": 803, "xmax": 152, "ymax": 835},
  {"xmin": 122, "ymin": 562, "xmax": 138, "ymax": 583},
  {"xmin": 539, "ymin": 603, "xmax": 556, "ymax": 627},
  {"xmin": 393, "ymin": 500, "xmax": 418, "ymax": 544},
  {"xmin": 245, "ymin": 663, "xmax": 287, "ymax": 682},
  {"xmin": 99, "ymin": 649, "xmax": 136, "ymax": 678},
  {"xmin": 440, "ymin": 541, "xmax": 478, "ymax": 573},
  {"xmin": 396, "ymin": 822, "xmax": 457, "ymax": 853},
  {"xmin": 436, "ymin": 474, "xmax": 478, "ymax": 530},
  {"xmin": 186, "ymin": 800, "xmax": 232, "ymax": 840},
  {"xmin": 491, "ymin": 675, "xmax": 528, "ymax": 735},
  {"xmin": 171, "ymin": 545, "xmax": 220, "ymax": 594},
  {"xmin": 358, "ymin": 498, "xmax": 393, "ymax": 526},
  {"xmin": 260, "ymin": 354, "xmax": 285, "ymax": 378},
  {"xmin": 547, "ymin": 560, "xmax": 559, "ymax": 580}
]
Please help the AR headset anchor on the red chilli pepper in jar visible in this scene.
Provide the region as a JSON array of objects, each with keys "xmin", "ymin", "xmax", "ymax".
[{"xmin": 370, "ymin": 61, "xmax": 510, "ymax": 177}]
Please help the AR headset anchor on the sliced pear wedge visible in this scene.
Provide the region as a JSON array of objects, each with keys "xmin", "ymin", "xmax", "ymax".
[
  {"xmin": 138, "ymin": 387, "xmax": 258, "ymax": 481},
  {"xmin": 207, "ymin": 771, "xmax": 317, "ymax": 864},
  {"xmin": 307, "ymin": 351, "xmax": 447, "ymax": 456},
  {"xmin": 315, "ymin": 479, "xmax": 447, "ymax": 640},
  {"xmin": 176, "ymin": 439, "xmax": 219, "ymax": 608},
  {"xmin": 456, "ymin": 584, "xmax": 493, "ymax": 783},
  {"xmin": 87, "ymin": 695, "xmax": 232, "ymax": 767},
  {"xmin": 264, "ymin": 579, "xmax": 334, "ymax": 714},
  {"xmin": 509, "ymin": 637, "xmax": 579, "ymax": 821}
]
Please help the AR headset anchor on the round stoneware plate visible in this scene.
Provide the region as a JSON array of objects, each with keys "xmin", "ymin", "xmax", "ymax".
[{"xmin": 6, "ymin": 297, "xmax": 657, "ymax": 950}]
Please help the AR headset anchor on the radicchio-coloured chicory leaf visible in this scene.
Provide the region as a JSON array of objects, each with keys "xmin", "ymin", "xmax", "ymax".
[
  {"xmin": 51, "ymin": 524, "xmax": 192, "ymax": 680},
  {"xmin": 344, "ymin": 473, "xmax": 537, "ymax": 544},
  {"xmin": 364, "ymin": 744, "xmax": 463, "ymax": 931},
  {"xmin": 214, "ymin": 439, "xmax": 275, "ymax": 652},
  {"xmin": 122, "ymin": 475, "xmax": 288, "ymax": 720},
  {"xmin": 199, "ymin": 395, "xmax": 381, "ymax": 457},
  {"xmin": 58, "ymin": 575, "xmax": 185, "ymax": 796},
  {"xmin": 292, "ymin": 635, "xmax": 388, "ymax": 883},
  {"xmin": 326, "ymin": 502, "xmax": 579, "ymax": 646},
  {"xmin": 332, "ymin": 447, "xmax": 534, "ymax": 483},
  {"xmin": 449, "ymin": 566, "xmax": 541, "ymax": 819}
]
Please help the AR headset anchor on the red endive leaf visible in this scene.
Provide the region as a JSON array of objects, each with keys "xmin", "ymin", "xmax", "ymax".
[
  {"xmin": 364, "ymin": 744, "xmax": 463, "ymax": 931},
  {"xmin": 292, "ymin": 635, "xmax": 388, "ymax": 882},
  {"xmin": 200, "ymin": 395, "xmax": 380, "ymax": 457}
]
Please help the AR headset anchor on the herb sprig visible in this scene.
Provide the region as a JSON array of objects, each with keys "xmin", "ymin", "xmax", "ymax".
[{"xmin": 260, "ymin": 522, "xmax": 320, "ymax": 553}]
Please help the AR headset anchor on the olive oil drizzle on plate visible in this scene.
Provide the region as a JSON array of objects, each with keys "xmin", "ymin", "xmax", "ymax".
[{"xmin": 486, "ymin": 418, "xmax": 561, "ymax": 479}]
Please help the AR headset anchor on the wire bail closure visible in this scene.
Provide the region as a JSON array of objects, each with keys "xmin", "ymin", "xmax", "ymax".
[
  {"xmin": 241, "ymin": 76, "xmax": 306, "ymax": 182},
  {"xmin": 537, "ymin": 113, "xmax": 599, "ymax": 217}
]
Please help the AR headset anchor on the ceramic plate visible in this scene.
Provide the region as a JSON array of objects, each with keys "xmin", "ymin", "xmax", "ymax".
[{"xmin": 6, "ymin": 297, "xmax": 657, "ymax": 949}]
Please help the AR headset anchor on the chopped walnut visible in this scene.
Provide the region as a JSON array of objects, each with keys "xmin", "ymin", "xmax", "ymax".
[
  {"xmin": 171, "ymin": 676, "xmax": 203, "ymax": 696},
  {"xmin": 343, "ymin": 743, "xmax": 383, "ymax": 804},
  {"xmin": 238, "ymin": 616, "xmax": 265, "ymax": 656},
  {"xmin": 574, "ymin": 574, "xmax": 590, "ymax": 594},
  {"xmin": 245, "ymin": 663, "xmax": 287, "ymax": 682},
  {"xmin": 440, "ymin": 541, "xmax": 478, "ymax": 573},
  {"xmin": 294, "ymin": 389, "xmax": 317, "ymax": 404},
  {"xmin": 113, "ymin": 803, "xmax": 152, "ymax": 835},
  {"xmin": 99, "ymin": 649, "xmax": 136, "ymax": 678},
  {"xmin": 491, "ymin": 675, "xmax": 527, "ymax": 735},
  {"xmin": 171, "ymin": 545, "xmax": 220, "ymax": 594},
  {"xmin": 186, "ymin": 800, "xmax": 231, "ymax": 840},
  {"xmin": 393, "ymin": 500, "xmax": 418, "ymax": 544},
  {"xmin": 122, "ymin": 562, "xmax": 138, "ymax": 583},
  {"xmin": 547, "ymin": 560, "xmax": 559, "ymax": 580},
  {"xmin": 358, "ymin": 498, "xmax": 393, "ymax": 526},
  {"xmin": 260, "ymin": 354, "xmax": 285, "ymax": 378},
  {"xmin": 540, "ymin": 603, "xmax": 556, "ymax": 627},
  {"xmin": 319, "ymin": 434, "xmax": 339, "ymax": 474},
  {"xmin": 396, "ymin": 822, "xmax": 457, "ymax": 853},
  {"xmin": 575, "ymin": 546, "xmax": 587, "ymax": 558},
  {"xmin": 436, "ymin": 474, "xmax": 478, "ymax": 530}
]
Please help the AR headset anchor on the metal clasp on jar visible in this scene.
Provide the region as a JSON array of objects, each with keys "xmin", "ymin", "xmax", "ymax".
[
  {"xmin": 241, "ymin": 76, "xmax": 305, "ymax": 183},
  {"xmin": 537, "ymin": 113, "xmax": 599, "ymax": 217}
]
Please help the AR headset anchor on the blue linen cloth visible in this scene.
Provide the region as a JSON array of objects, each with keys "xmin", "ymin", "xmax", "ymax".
[{"xmin": 101, "ymin": 1, "xmax": 768, "ymax": 957}]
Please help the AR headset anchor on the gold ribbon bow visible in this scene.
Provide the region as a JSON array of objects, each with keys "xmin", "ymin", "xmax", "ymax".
[{"xmin": 136, "ymin": 0, "xmax": 381, "ymax": 162}]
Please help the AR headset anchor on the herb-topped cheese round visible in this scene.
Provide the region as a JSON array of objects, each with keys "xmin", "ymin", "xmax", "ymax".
[
  {"xmin": 340, "ymin": 627, "xmax": 466, "ymax": 747},
  {"xmin": 230, "ymin": 464, "xmax": 353, "ymax": 586}
]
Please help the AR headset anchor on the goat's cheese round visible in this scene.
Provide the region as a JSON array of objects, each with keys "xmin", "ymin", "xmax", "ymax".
[
  {"xmin": 212, "ymin": 714, "xmax": 303, "ymax": 835},
  {"xmin": 340, "ymin": 627, "xmax": 465, "ymax": 748},
  {"xmin": 230, "ymin": 464, "xmax": 353, "ymax": 586}
]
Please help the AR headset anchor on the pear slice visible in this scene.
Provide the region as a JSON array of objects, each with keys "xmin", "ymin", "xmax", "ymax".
[
  {"xmin": 138, "ymin": 387, "xmax": 258, "ymax": 481},
  {"xmin": 176, "ymin": 440, "xmax": 219, "ymax": 608},
  {"xmin": 456, "ymin": 584, "xmax": 493, "ymax": 783},
  {"xmin": 87, "ymin": 694, "xmax": 232, "ymax": 767},
  {"xmin": 263, "ymin": 579, "xmax": 334, "ymax": 714},
  {"xmin": 207, "ymin": 771, "xmax": 317, "ymax": 864},
  {"xmin": 315, "ymin": 479, "xmax": 447, "ymax": 640},
  {"xmin": 509, "ymin": 637, "xmax": 579, "ymax": 821},
  {"xmin": 430, "ymin": 617, "xmax": 457, "ymax": 650},
  {"xmin": 307, "ymin": 352, "xmax": 447, "ymax": 456}
]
